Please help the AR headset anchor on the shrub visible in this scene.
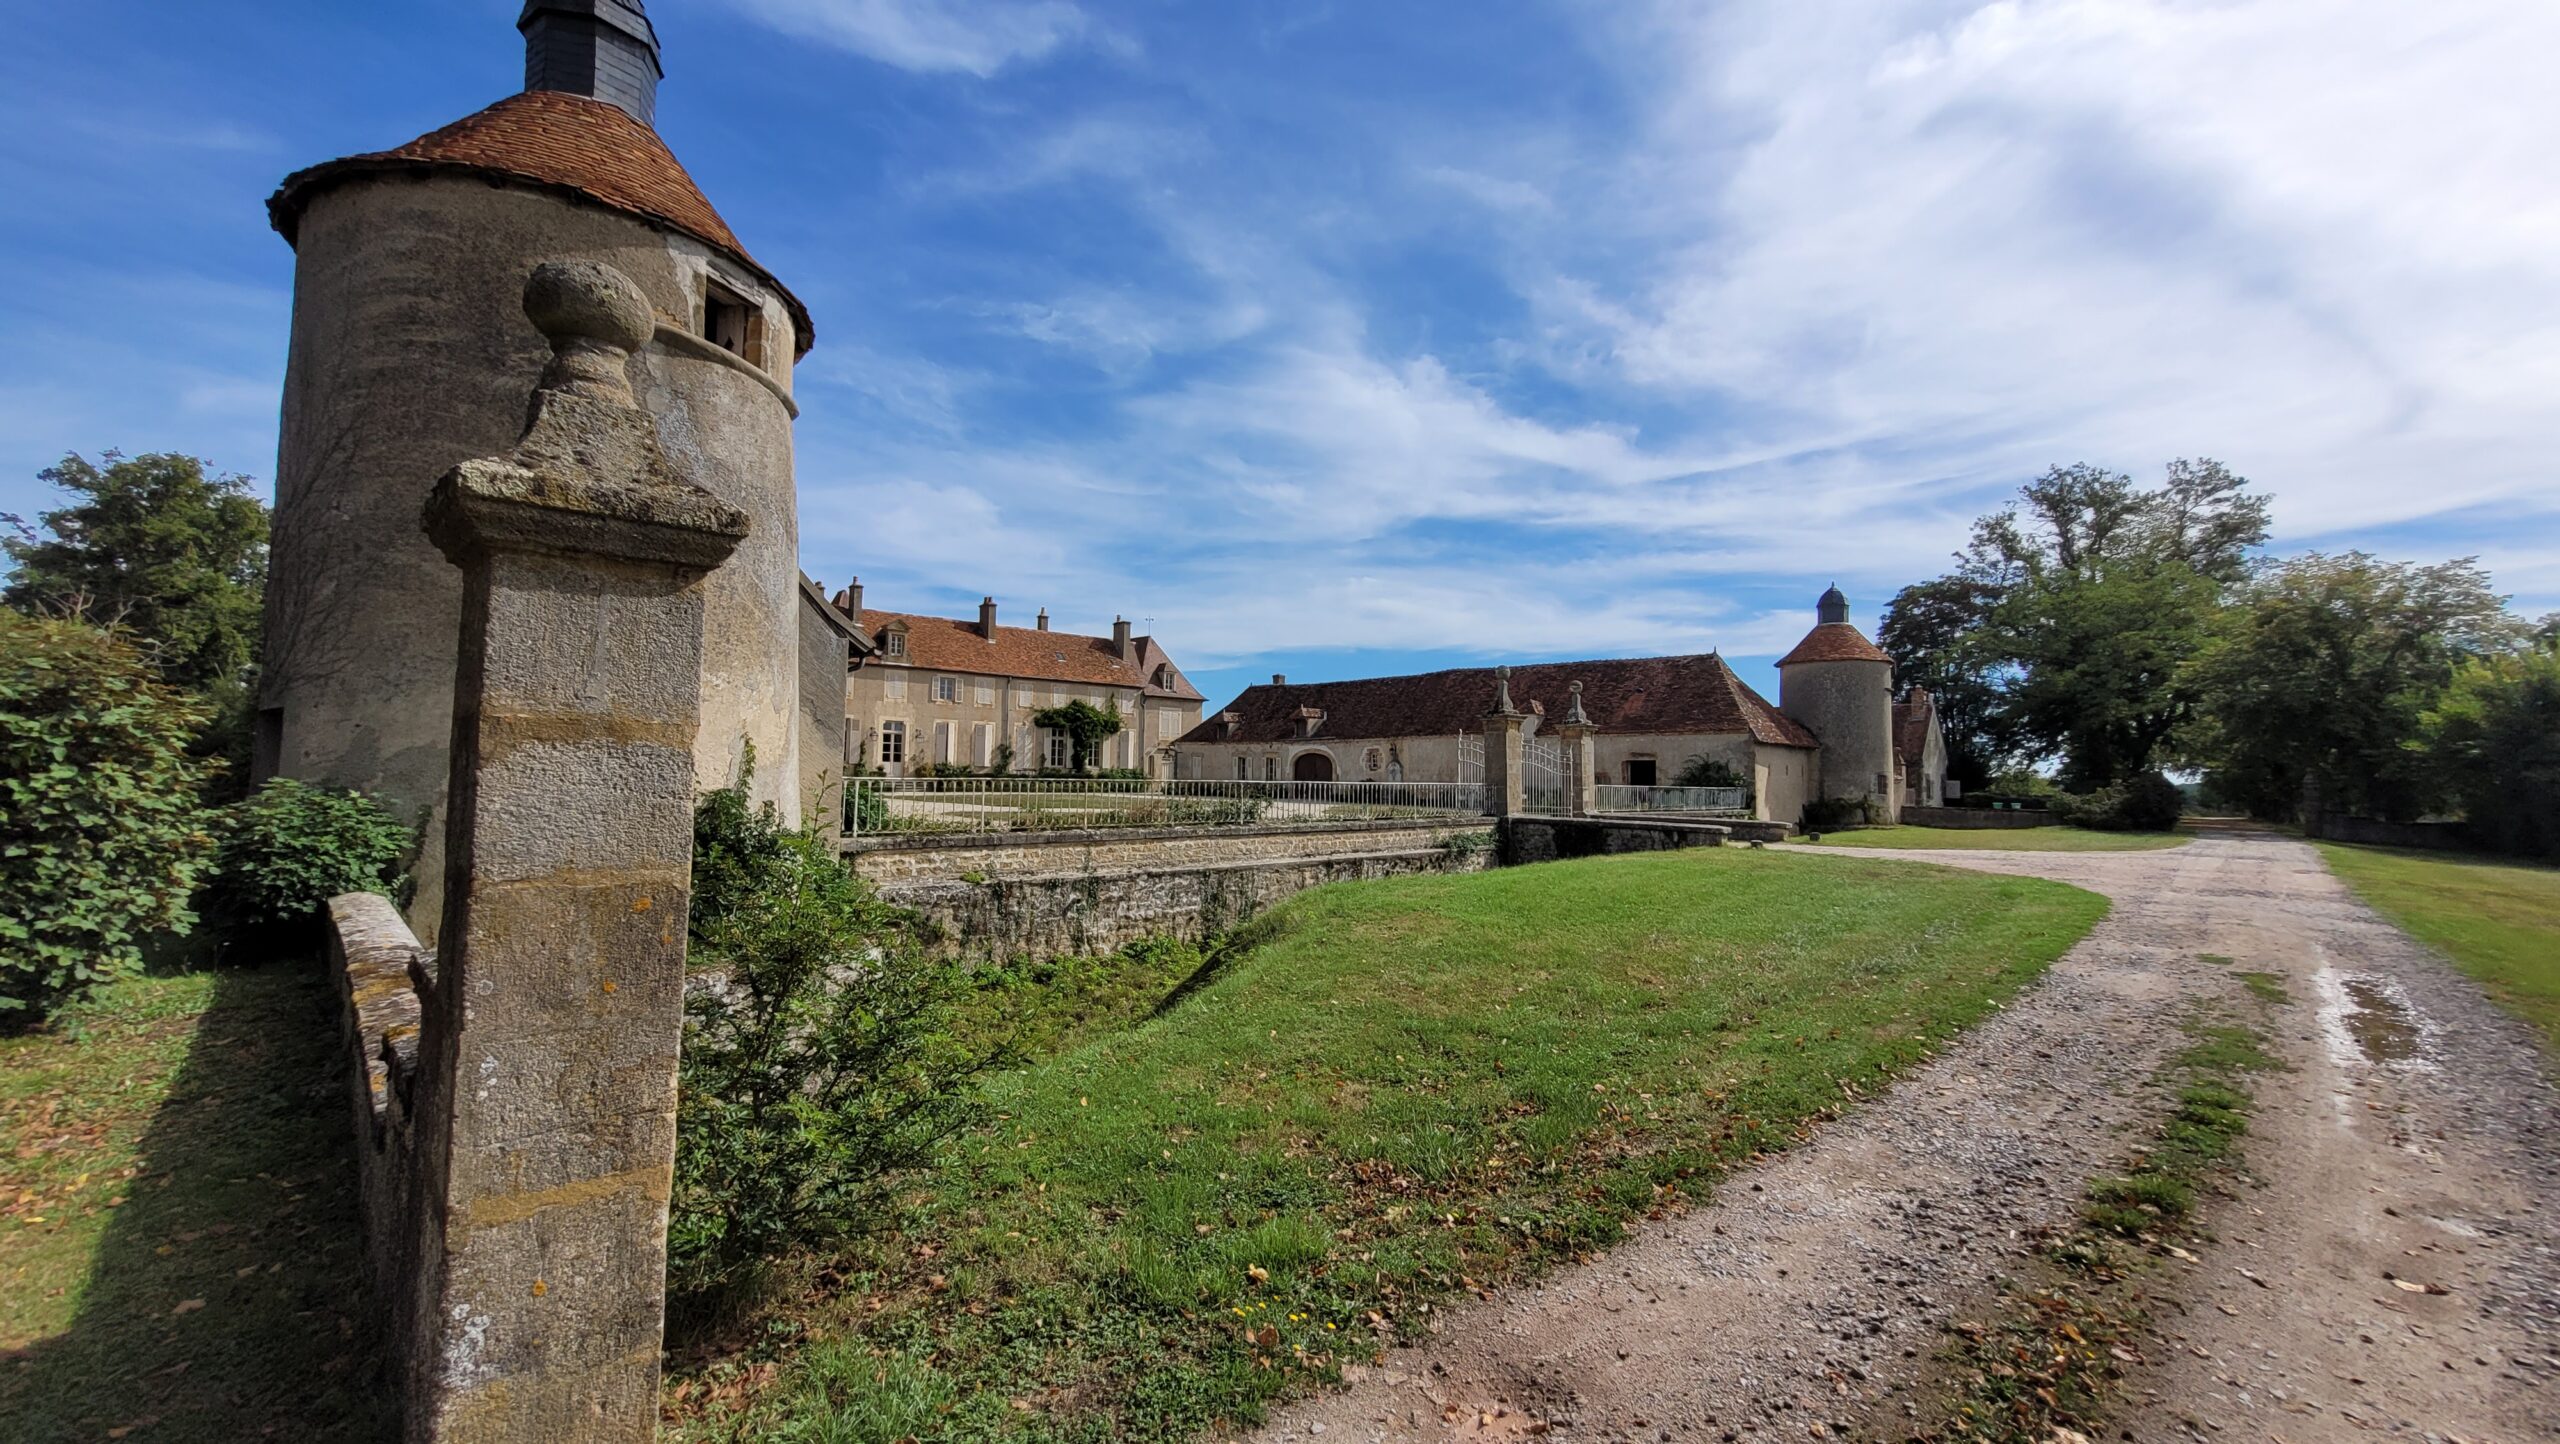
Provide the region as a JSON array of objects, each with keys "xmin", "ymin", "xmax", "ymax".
[
  {"xmin": 2052, "ymin": 770, "xmax": 2186, "ymax": 832},
  {"xmin": 203, "ymin": 778, "xmax": 411, "ymax": 954},
  {"xmin": 1673, "ymin": 755, "xmax": 1746, "ymax": 788},
  {"xmin": 671, "ymin": 787, "xmax": 991, "ymax": 1301},
  {"xmin": 1800, "ymin": 794, "xmax": 1879, "ymax": 832},
  {"xmin": 1, "ymin": 612, "xmax": 212, "ymax": 1025}
]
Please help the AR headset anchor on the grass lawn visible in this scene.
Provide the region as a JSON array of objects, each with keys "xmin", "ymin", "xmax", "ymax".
[
  {"xmin": 671, "ymin": 846, "xmax": 2107, "ymax": 1441},
  {"xmin": 1805, "ymin": 825, "xmax": 2189, "ymax": 852},
  {"xmin": 0, "ymin": 967, "xmax": 389, "ymax": 1442},
  {"xmin": 2317, "ymin": 842, "xmax": 2560, "ymax": 1052}
]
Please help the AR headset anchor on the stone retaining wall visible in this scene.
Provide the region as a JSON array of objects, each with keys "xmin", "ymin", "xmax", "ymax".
[
  {"xmin": 884, "ymin": 842, "xmax": 1493, "ymax": 957},
  {"xmin": 1901, "ymin": 805, "xmax": 2058, "ymax": 830},
  {"xmin": 845, "ymin": 818, "xmax": 1490, "ymax": 883},
  {"xmin": 1502, "ymin": 815, "xmax": 1731, "ymax": 865},
  {"xmin": 327, "ymin": 892, "xmax": 431, "ymax": 1290}
]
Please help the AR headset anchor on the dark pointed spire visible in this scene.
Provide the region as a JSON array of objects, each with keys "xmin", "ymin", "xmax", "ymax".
[
  {"xmin": 520, "ymin": 1, "xmax": 664, "ymax": 125},
  {"xmin": 1817, "ymin": 584, "xmax": 1849, "ymax": 626}
]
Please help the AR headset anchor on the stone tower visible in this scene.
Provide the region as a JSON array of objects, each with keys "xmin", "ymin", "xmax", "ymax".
[
  {"xmin": 1776, "ymin": 585, "xmax": 1900, "ymax": 820},
  {"xmin": 263, "ymin": 1, "xmax": 812, "ymax": 941}
]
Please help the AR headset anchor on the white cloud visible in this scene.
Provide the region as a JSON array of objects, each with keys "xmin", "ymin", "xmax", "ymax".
[{"xmin": 716, "ymin": 0, "xmax": 1088, "ymax": 76}]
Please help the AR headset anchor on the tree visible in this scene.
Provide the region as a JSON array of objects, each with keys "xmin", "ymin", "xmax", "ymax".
[
  {"xmin": 4, "ymin": 452, "xmax": 269, "ymax": 694},
  {"xmin": 2420, "ymin": 632, "xmax": 2560, "ymax": 857},
  {"xmin": 1030, "ymin": 699, "xmax": 1124, "ymax": 773},
  {"xmin": 1909, "ymin": 459, "xmax": 2270, "ymax": 790},
  {"xmin": 1878, "ymin": 574, "xmax": 2009, "ymax": 789},
  {"xmin": 2, "ymin": 612, "xmax": 211, "ymax": 1025},
  {"xmin": 2184, "ymin": 554, "xmax": 2515, "ymax": 822}
]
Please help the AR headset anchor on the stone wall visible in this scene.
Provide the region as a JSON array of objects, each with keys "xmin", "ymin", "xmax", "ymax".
[
  {"xmin": 845, "ymin": 818, "xmax": 1489, "ymax": 883},
  {"xmin": 2304, "ymin": 812, "xmax": 2476, "ymax": 851},
  {"xmin": 1501, "ymin": 815, "xmax": 1731, "ymax": 865},
  {"xmin": 884, "ymin": 842, "xmax": 1492, "ymax": 958},
  {"xmin": 1901, "ymin": 805, "xmax": 2059, "ymax": 830}
]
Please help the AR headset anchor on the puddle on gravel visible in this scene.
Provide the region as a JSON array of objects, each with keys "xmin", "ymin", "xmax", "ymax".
[{"xmin": 2340, "ymin": 980, "xmax": 2421, "ymax": 1063}]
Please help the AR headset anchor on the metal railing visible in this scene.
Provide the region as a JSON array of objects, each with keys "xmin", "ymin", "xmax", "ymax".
[
  {"xmin": 1594, "ymin": 784, "xmax": 1750, "ymax": 816},
  {"xmin": 845, "ymin": 776, "xmax": 1491, "ymax": 837}
]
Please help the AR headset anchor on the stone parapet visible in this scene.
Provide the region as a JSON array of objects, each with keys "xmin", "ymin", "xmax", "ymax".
[{"xmin": 846, "ymin": 819, "xmax": 1486, "ymax": 883}]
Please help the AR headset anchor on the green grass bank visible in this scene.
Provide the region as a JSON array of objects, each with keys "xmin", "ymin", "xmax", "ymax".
[
  {"xmin": 0, "ymin": 968, "xmax": 388, "ymax": 1442},
  {"xmin": 674, "ymin": 846, "xmax": 2108, "ymax": 1441},
  {"xmin": 2317, "ymin": 842, "xmax": 2560, "ymax": 1052}
]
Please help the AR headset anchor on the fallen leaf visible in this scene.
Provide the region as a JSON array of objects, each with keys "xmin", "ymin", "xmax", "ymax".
[{"xmin": 171, "ymin": 1298, "xmax": 205, "ymax": 1316}]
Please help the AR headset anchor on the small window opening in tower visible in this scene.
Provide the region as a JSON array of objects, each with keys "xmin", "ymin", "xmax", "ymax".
[{"xmin": 702, "ymin": 278, "xmax": 764, "ymax": 367}]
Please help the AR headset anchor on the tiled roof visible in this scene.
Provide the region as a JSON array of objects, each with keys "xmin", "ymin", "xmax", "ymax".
[
  {"xmin": 268, "ymin": 90, "xmax": 813, "ymax": 357},
  {"xmin": 1776, "ymin": 622, "xmax": 1893, "ymax": 667},
  {"xmin": 856, "ymin": 610, "xmax": 1203, "ymax": 702},
  {"xmin": 1179, "ymin": 655, "xmax": 1817, "ymax": 749},
  {"xmin": 1893, "ymin": 688, "xmax": 1935, "ymax": 767}
]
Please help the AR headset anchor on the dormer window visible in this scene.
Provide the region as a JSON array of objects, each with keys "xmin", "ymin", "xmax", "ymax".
[
  {"xmin": 881, "ymin": 625, "xmax": 908, "ymax": 660},
  {"xmin": 703, "ymin": 277, "xmax": 765, "ymax": 368}
]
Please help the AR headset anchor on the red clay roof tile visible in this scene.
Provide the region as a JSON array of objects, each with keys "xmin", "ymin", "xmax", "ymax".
[
  {"xmin": 1776, "ymin": 622, "xmax": 1893, "ymax": 667},
  {"xmin": 1179, "ymin": 655, "xmax": 1816, "ymax": 749},
  {"xmin": 268, "ymin": 90, "xmax": 813, "ymax": 357},
  {"xmin": 858, "ymin": 610, "xmax": 1203, "ymax": 702}
]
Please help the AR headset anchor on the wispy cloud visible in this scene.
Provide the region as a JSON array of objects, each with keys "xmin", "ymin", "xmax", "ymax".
[{"xmin": 714, "ymin": 0, "xmax": 1090, "ymax": 76}]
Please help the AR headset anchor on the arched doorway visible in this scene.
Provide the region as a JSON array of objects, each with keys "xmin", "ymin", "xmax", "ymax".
[{"xmin": 1292, "ymin": 751, "xmax": 1335, "ymax": 782}]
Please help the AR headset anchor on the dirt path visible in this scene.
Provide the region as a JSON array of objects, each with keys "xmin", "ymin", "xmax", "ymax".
[{"xmin": 1248, "ymin": 831, "xmax": 2558, "ymax": 1444}]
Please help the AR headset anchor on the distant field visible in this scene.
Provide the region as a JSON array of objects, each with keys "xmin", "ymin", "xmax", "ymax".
[
  {"xmin": 2318, "ymin": 842, "xmax": 2560, "ymax": 1052},
  {"xmin": 1807, "ymin": 825, "xmax": 2189, "ymax": 852}
]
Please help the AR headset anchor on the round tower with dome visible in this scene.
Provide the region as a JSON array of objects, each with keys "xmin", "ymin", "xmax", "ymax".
[
  {"xmin": 1776, "ymin": 586, "xmax": 1902, "ymax": 822},
  {"xmin": 261, "ymin": 1, "xmax": 813, "ymax": 939}
]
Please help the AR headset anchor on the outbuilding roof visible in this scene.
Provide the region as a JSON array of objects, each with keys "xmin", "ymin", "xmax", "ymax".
[
  {"xmin": 856, "ymin": 610, "xmax": 1204, "ymax": 702},
  {"xmin": 1180, "ymin": 655, "xmax": 1817, "ymax": 749},
  {"xmin": 1776, "ymin": 622, "xmax": 1894, "ymax": 667},
  {"xmin": 267, "ymin": 89, "xmax": 813, "ymax": 357}
]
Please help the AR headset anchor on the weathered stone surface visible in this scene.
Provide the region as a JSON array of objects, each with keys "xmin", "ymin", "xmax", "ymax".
[
  {"xmin": 1501, "ymin": 815, "xmax": 1730, "ymax": 865},
  {"xmin": 378, "ymin": 258, "xmax": 736, "ymax": 1444},
  {"xmin": 845, "ymin": 819, "xmax": 1483, "ymax": 883}
]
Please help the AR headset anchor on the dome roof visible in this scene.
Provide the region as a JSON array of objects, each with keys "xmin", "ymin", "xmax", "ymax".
[
  {"xmin": 1776, "ymin": 623, "xmax": 1893, "ymax": 667},
  {"xmin": 268, "ymin": 89, "xmax": 813, "ymax": 358}
]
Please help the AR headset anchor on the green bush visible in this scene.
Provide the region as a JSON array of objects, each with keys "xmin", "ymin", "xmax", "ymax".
[
  {"xmin": 1672, "ymin": 755, "xmax": 1745, "ymax": 788},
  {"xmin": 1, "ymin": 612, "xmax": 212, "ymax": 1025},
  {"xmin": 2423, "ymin": 639, "xmax": 2560, "ymax": 858},
  {"xmin": 1800, "ymin": 794, "xmax": 1880, "ymax": 832},
  {"xmin": 203, "ymin": 778, "xmax": 411, "ymax": 954},
  {"xmin": 2052, "ymin": 770, "xmax": 2186, "ymax": 832},
  {"xmin": 672, "ymin": 787, "xmax": 992, "ymax": 1301}
]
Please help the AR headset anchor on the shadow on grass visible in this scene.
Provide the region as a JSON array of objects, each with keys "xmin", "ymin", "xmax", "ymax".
[{"xmin": 0, "ymin": 965, "xmax": 393, "ymax": 1443}]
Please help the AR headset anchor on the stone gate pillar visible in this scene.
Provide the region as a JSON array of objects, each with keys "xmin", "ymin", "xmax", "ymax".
[
  {"xmin": 1554, "ymin": 680, "xmax": 1598, "ymax": 817},
  {"xmin": 406, "ymin": 260, "xmax": 748, "ymax": 1442},
  {"xmin": 1482, "ymin": 666, "xmax": 1526, "ymax": 818}
]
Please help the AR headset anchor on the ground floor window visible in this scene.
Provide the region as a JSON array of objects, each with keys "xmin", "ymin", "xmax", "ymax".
[
  {"xmin": 879, "ymin": 720, "xmax": 906, "ymax": 765},
  {"xmin": 1045, "ymin": 729, "xmax": 1072, "ymax": 770},
  {"xmin": 1625, "ymin": 758, "xmax": 1658, "ymax": 787},
  {"xmin": 1235, "ymin": 756, "xmax": 1249, "ymax": 780}
]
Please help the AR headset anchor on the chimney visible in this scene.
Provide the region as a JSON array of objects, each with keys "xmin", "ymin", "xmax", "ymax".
[
  {"xmin": 1272, "ymin": 674, "xmax": 1286, "ymax": 686},
  {"xmin": 1036, "ymin": 608, "xmax": 1050, "ymax": 632},
  {"xmin": 519, "ymin": 1, "xmax": 665, "ymax": 125},
  {"xmin": 979, "ymin": 597, "xmax": 998, "ymax": 640},
  {"xmin": 1113, "ymin": 617, "xmax": 1134, "ymax": 660},
  {"xmin": 844, "ymin": 576, "xmax": 864, "ymax": 617}
]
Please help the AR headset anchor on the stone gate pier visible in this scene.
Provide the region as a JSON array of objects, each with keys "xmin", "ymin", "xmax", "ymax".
[{"xmin": 328, "ymin": 260, "xmax": 744, "ymax": 1443}]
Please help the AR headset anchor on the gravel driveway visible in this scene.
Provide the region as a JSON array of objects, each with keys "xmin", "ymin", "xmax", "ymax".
[{"xmin": 1247, "ymin": 830, "xmax": 2558, "ymax": 1443}]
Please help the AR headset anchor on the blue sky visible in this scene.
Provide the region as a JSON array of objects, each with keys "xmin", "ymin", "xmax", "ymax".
[{"xmin": 4, "ymin": 1, "xmax": 2555, "ymax": 713}]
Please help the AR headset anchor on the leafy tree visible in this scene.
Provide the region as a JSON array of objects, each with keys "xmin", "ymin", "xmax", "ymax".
[
  {"xmin": 4, "ymin": 452, "xmax": 269, "ymax": 694},
  {"xmin": 1031, "ymin": 698, "xmax": 1124, "ymax": 773},
  {"xmin": 1895, "ymin": 459, "xmax": 2269, "ymax": 790},
  {"xmin": 1, "ymin": 612, "xmax": 211, "ymax": 1025},
  {"xmin": 1878, "ymin": 574, "xmax": 2009, "ymax": 788},
  {"xmin": 2184, "ymin": 554, "xmax": 2515, "ymax": 821},
  {"xmin": 2420, "ymin": 632, "xmax": 2560, "ymax": 858}
]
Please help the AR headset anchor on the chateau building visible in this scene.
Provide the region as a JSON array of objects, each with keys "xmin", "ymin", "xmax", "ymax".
[
  {"xmin": 833, "ymin": 581, "xmax": 1204, "ymax": 777},
  {"xmin": 1175, "ymin": 588, "xmax": 1946, "ymax": 825}
]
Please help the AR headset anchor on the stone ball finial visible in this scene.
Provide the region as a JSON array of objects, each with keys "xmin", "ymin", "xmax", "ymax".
[
  {"xmin": 1493, "ymin": 665, "xmax": 1517, "ymax": 714},
  {"xmin": 523, "ymin": 259, "xmax": 655, "ymax": 403},
  {"xmin": 1565, "ymin": 679, "xmax": 1591, "ymax": 726}
]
